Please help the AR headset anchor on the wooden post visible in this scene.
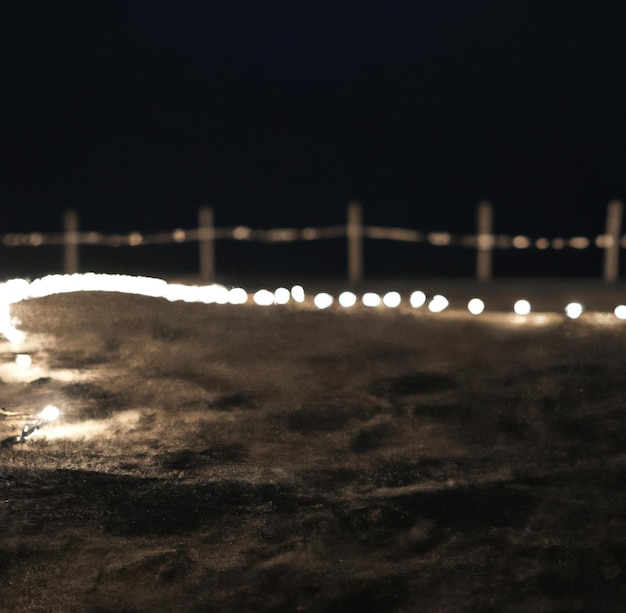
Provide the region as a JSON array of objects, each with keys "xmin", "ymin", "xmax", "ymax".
[
  {"xmin": 603, "ymin": 199, "xmax": 623, "ymax": 283},
  {"xmin": 64, "ymin": 209, "xmax": 79, "ymax": 274},
  {"xmin": 198, "ymin": 205, "xmax": 215, "ymax": 283},
  {"xmin": 347, "ymin": 201, "xmax": 363, "ymax": 284},
  {"xmin": 476, "ymin": 200, "xmax": 493, "ymax": 282}
]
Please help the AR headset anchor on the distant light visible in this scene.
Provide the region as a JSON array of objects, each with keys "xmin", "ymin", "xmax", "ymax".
[
  {"xmin": 172, "ymin": 229, "xmax": 186, "ymax": 242},
  {"xmin": 535, "ymin": 238, "xmax": 550, "ymax": 250},
  {"xmin": 410, "ymin": 291, "xmax": 427, "ymax": 308},
  {"xmin": 552, "ymin": 238, "xmax": 566, "ymax": 250},
  {"xmin": 514, "ymin": 299, "xmax": 531, "ymax": 315},
  {"xmin": 467, "ymin": 298, "xmax": 485, "ymax": 315},
  {"xmin": 362, "ymin": 292, "xmax": 381, "ymax": 307},
  {"xmin": 15, "ymin": 354, "xmax": 32, "ymax": 368},
  {"xmin": 233, "ymin": 226, "xmax": 252, "ymax": 240},
  {"xmin": 253, "ymin": 289, "xmax": 274, "ymax": 306},
  {"xmin": 512, "ymin": 235, "xmax": 531, "ymax": 249},
  {"xmin": 274, "ymin": 287, "xmax": 290, "ymax": 305},
  {"xmin": 39, "ymin": 405, "xmax": 60, "ymax": 422},
  {"xmin": 565, "ymin": 302, "xmax": 583, "ymax": 319},
  {"xmin": 382, "ymin": 291, "xmax": 401, "ymax": 308},
  {"xmin": 228, "ymin": 287, "xmax": 248, "ymax": 305},
  {"xmin": 338, "ymin": 291, "xmax": 357, "ymax": 308},
  {"xmin": 614, "ymin": 305, "xmax": 626, "ymax": 320},
  {"xmin": 291, "ymin": 285, "xmax": 305, "ymax": 303},
  {"xmin": 314, "ymin": 293, "xmax": 333, "ymax": 309},
  {"xmin": 428, "ymin": 295, "xmax": 449, "ymax": 313}
]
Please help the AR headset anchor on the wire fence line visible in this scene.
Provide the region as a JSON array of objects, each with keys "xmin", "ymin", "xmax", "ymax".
[{"xmin": 1, "ymin": 201, "xmax": 624, "ymax": 283}]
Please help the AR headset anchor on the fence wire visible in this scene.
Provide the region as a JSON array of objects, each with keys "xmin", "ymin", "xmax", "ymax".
[{"xmin": 0, "ymin": 225, "xmax": 619, "ymax": 251}]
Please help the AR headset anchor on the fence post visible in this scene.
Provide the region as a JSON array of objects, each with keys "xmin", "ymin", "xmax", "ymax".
[
  {"xmin": 64, "ymin": 209, "xmax": 79, "ymax": 274},
  {"xmin": 476, "ymin": 200, "xmax": 493, "ymax": 282},
  {"xmin": 603, "ymin": 199, "xmax": 623, "ymax": 283},
  {"xmin": 198, "ymin": 205, "xmax": 215, "ymax": 283},
  {"xmin": 347, "ymin": 201, "xmax": 363, "ymax": 284}
]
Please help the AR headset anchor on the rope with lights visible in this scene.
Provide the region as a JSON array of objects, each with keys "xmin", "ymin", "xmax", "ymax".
[{"xmin": 0, "ymin": 405, "xmax": 60, "ymax": 448}]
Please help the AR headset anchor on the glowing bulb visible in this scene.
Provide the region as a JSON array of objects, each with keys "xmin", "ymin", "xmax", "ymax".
[
  {"xmin": 410, "ymin": 291, "xmax": 426, "ymax": 308},
  {"xmin": 338, "ymin": 291, "xmax": 357, "ymax": 308},
  {"xmin": 15, "ymin": 354, "xmax": 32, "ymax": 367},
  {"xmin": 274, "ymin": 287, "xmax": 290, "ymax": 305},
  {"xmin": 362, "ymin": 292, "xmax": 381, "ymax": 307},
  {"xmin": 565, "ymin": 302, "xmax": 583, "ymax": 319},
  {"xmin": 39, "ymin": 405, "xmax": 59, "ymax": 422},
  {"xmin": 467, "ymin": 298, "xmax": 485, "ymax": 315},
  {"xmin": 382, "ymin": 291, "xmax": 401, "ymax": 308},
  {"xmin": 291, "ymin": 285, "xmax": 305, "ymax": 303},
  {"xmin": 253, "ymin": 289, "xmax": 274, "ymax": 306},
  {"xmin": 428, "ymin": 295, "xmax": 449, "ymax": 313},
  {"xmin": 514, "ymin": 300, "xmax": 531, "ymax": 315},
  {"xmin": 228, "ymin": 287, "xmax": 248, "ymax": 305},
  {"xmin": 313, "ymin": 293, "xmax": 333, "ymax": 309},
  {"xmin": 614, "ymin": 305, "xmax": 626, "ymax": 320}
]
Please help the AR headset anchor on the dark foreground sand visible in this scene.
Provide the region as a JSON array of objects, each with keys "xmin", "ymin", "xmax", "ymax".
[{"xmin": 1, "ymin": 291, "xmax": 626, "ymax": 611}]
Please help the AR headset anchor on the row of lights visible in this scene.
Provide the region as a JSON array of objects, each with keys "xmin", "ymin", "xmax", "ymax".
[
  {"xmin": 255, "ymin": 286, "xmax": 592, "ymax": 319},
  {"xmin": 2, "ymin": 275, "xmax": 626, "ymax": 328}
]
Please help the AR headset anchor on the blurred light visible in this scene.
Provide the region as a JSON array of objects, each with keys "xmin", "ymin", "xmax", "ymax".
[
  {"xmin": 569, "ymin": 237, "xmax": 589, "ymax": 249},
  {"xmin": 233, "ymin": 226, "xmax": 252, "ymax": 240},
  {"xmin": 428, "ymin": 232, "xmax": 451, "ymax": 246},
  {"xmin": 535, "ymin": 238, "xmax": 550, "ymax": 250},
  {"xmin": 290, "ymin": 285, "xmax": 305, "ymax": 303},
  {"xmin": 274, "ymin": 287, "xmax": 290, "ymax": 305},
  {"xmin": 428, "ymin": 295, "xmax": 449, "ymax": 313},
  {"xmin": 565, "ymin": 302, "xmax": 583, "ymax": 319},
  {"xmin": 514, "ymin": 300, "xmax": 531, "ymax": 315},
  {"xmin": 552, "ymin": 238, "xmax": 566, "ymax": 250},
  {"xmin": 362, "ymin": 292, "xmax": 381, "ymax": 307},
  {"xmin": 253, "ymin": 289, "xmax": 274, "ymax": 306},
  {"xmin": 614, "ymin": 305, "xmax": 626, "ymax": 320},
  {"xmin": 314, "ymin": 293, "xmax": 333, "ymax": 309},
  {"xmin": 228, "ymin": 287, "xmax": 248, "ymax": 305},
  {"xmin": 338, "ymin": 291, "xmax": 357, "ymax": 308},
  {"xmin": 513, "ymin": 235, "xmax": 531, "ymax": 249},
  {"xmin": 382, "ymin": 291, "xmax": 401, "ymax": 308},
  {"xmin": 39, "ymin": 405, "xmax": 60, "ymax": 422},
  {"xmin": 173, "ymin": 229, "xmax": 186, "ymax": 242},
  {"xmin": 15, "ymin": 354, "xmax": 32, "ymax": 367},
  {"xmin": 467, "ymin": 298, "xmax": 485, "ymax": 315},
  {"xmin": 410, "ymin": 291, "xmax": 426, "ymax": 308}
]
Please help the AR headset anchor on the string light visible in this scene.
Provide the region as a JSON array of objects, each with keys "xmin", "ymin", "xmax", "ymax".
[
  {"xmin": 1, "ymin": 405, "xmax": 61, "ymax": 448},
  {"xmin": 565, "ymin": 302, "xmax": 584, "ymax": 319},
  {"xmin": 313, "ymin": 293, "xmax": 333, "ymax": 309},
  {"xmin": 410, "ymin": 291, "xmax": 427, "ymax": 308},
  {"xmin": 362, "ymin": 292, "xmax": 381, "ymax": 307},
  {"xmin": 382, "ymin": 291, "xmax": 401, "ymax": 308},
  {"xmin": 428, "ymin": 295, "xmax": 449, "ymax": 313},
  {"xmin": 514, "ymin": 300, "xmax": 532, "ymax": 315},
  {"xmin": 467, "ymin": 298, "xmax": 485, "ymax": 315},
  {"xmin": 338, "ymin": 291, "xmax": 357, "ymax": 308}
]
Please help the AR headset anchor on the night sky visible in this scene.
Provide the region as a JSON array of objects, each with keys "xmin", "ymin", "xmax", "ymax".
[{"xmin": 3, "ymin": 1, "xmax": 626, "ymax": 276}]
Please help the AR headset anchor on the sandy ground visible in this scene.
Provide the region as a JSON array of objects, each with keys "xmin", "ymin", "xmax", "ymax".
[{"xmin": 1, "ymin": 291, "xmax": 626, "ymax": 611}]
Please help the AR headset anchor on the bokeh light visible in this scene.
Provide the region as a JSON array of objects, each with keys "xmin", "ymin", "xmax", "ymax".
[
  {"xmin": 253, "ymin": 289, "xmax": 274, "ymax": 306},
  {"xmin": 410, "ymin": 291, "xmax": 426, "ymax": 308},
  {"xmin": 514, "ymin": 299, "xmax": 531, "ymax": 315},
  {"xmin": 314, "ymin": 293, "xmax": 333, "ymax": 309},
  {"xmin": 274, "ymin": 287, "xmax": 290, "ymax": 305},
  {"xmin": 565, "ymin": 302, "xmax": 583, "ymax": 319},
  {"xmin": 338, "ymin": 291, "xmax": 357, "ymax": 308},
  {"xmin": 428, "ymin": 295, "xmax": 449, "ymax": 313},
  {"xmin": 382, "ymin": 291, "xmax": 401, "ymax": 308},
  {"xmin": 467, "ymin": 298, "xmax": 485, "ymax": 315},
  {"xmin": 362, "ymin": 292, "xmax": 381, "ymax": 307}
]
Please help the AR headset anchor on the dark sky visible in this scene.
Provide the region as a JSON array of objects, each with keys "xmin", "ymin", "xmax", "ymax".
[{"xmin": 3, "ymin": 0, "xmax": 626, "ymax": 245}]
